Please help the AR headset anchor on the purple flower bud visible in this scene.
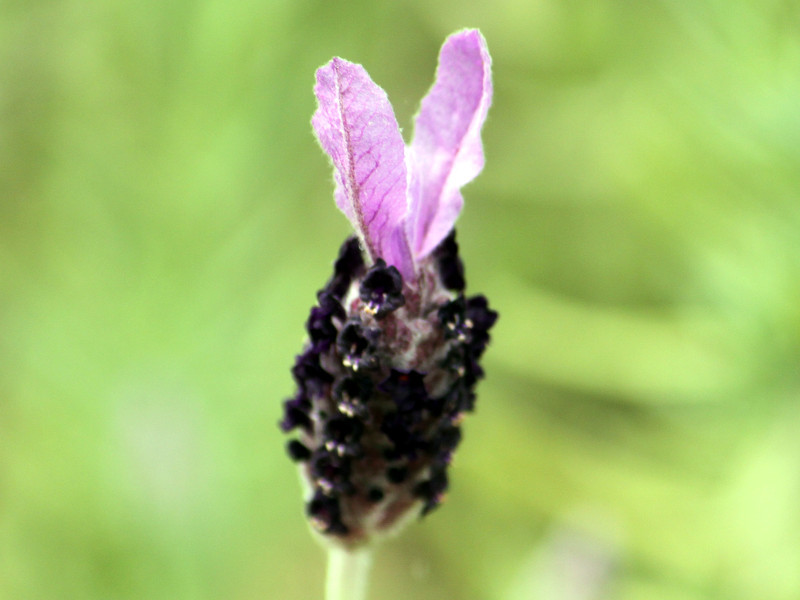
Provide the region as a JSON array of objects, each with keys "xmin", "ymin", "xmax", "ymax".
[{"xmin": 281, "ymin": 29, "xmax": 496, "ymax": 548}]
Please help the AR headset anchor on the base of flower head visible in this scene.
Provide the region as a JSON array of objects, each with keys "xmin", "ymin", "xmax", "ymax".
[{"xmin": 280, "ymin": 230, "xmax": 497, "ymax": 547}]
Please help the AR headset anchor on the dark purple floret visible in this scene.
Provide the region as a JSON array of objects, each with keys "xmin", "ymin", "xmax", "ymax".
[
  {"xmin": 359, "ymin": 259, "xmax": 405, "ymax": 318},
  {"xmin": 324, "ymin": 416, "xmax": 364, "ymax": 457},
  {"xmin": 381, "ymin": 413, "xmax": 426, "ymax": 460},
  {"xmin": 414, "ymin": 466, "xmax": 449, "ymax": 515},
  {"xmin": 438, "ymin": 296, "xmax": 467, "ymax": 341},
  {"xmin": 280, "ymin": 393, "xmax": 312, "ymax": 432},
  {"xmin": 286, "ymin": 439, "xmax": 312, "ymax": 462},
  {"xmin": 463, "ymin": 355, "xmax": 485, "ymax": 387},
  {"xmin": 380, "ymin": 409, "xmax": 426, "ymax": 460},
  {"xmin": 337, "ymin": 319, "xmax": 380, "ymax": 371},
  {"xmin": 291, "ymin": 350, "xmax": 334, "ymax": 396},
  {"xmin": 333, "ymin": 376, "xmax": 373, "ymax": 419},
  {"xmin": 326, "ymin": 237, "xmax": 365, "ymax": 300},
  {"xmin": 334, "ymin": 375, "xmax": 373, "ymax": 402},
  {"xmin": 379, "ymin": 369, "xmax": 428, "ymax": 414},
  {"xmin": 311, "ymin": 450, "xmax": 354, "ymax": 496},
  {"xmin": 453, "ymin": 379, "xmax": 478, "ymax": 412},
  {"xmin": 465, "ymin": 295, "xmax": 498, "ymax": 357},
  {"xmin": 424, "ymin": 423, "xmax": 462, "ymax": 459},
  {"xmin": 308, "ymin": 490, "xmax": 348, "ymax": 534},
  {"xmin": 434, "ymin": 230, "xmax": 465, "ymax": 291},
  {"xmin": 448, "ymin": 339, "xmax": 484, "ymax": 391},
  {"xmin": 306, "ymin": 291, "xmax": 345, "ymax": 346}
]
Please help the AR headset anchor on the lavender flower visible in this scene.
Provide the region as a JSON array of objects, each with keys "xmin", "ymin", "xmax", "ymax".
[{"xmin": 281, "ymin": 29, "xmax": 497, "ymax": 548}]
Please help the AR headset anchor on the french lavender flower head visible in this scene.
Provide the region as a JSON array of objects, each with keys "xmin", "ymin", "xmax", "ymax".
[{"xmin": 281, "ymin": 29, "xmax": 497, "ymax": 549}]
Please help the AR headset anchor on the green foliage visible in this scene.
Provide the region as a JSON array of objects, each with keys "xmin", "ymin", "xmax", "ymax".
[{"xmin": 2, "ymin": 1, "xmax": 800, "ymax": 598}]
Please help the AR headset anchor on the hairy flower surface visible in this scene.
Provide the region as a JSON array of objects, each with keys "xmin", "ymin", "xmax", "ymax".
[{"xmin": 281, "ymin": 29, "xmax": 496, "ymax": 548}]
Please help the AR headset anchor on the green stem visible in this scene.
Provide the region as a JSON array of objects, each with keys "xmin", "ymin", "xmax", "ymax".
[{"xmin": 325, "ymin": 546, "xmax": 372, "ymax": 600}]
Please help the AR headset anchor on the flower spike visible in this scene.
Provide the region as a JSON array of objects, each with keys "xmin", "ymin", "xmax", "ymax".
[{"xmin": 289, "ymin": 30, "xmax": 497, "ymax": 549}]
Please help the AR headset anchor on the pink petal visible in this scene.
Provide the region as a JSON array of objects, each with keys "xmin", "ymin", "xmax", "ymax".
[
  {"xmin": 407, "ymin": 29, "xmax": 493, "ymax": 259},
  {"xmin": 312, "ymin": 58, "xmax": 414, "ymax": 281}
]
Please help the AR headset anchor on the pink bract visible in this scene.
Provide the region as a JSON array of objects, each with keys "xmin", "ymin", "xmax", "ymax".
[{"xmin": 312, "ymin": 29, "xmax": 492, "ymax": 284}]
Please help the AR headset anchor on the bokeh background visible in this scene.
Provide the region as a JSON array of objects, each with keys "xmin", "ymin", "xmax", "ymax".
[{"xmin": 3, "ymin": 1, "xmax": 800, "ymax": 598}]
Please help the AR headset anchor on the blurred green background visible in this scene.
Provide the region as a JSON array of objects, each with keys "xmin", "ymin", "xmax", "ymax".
[{"xmin": 3, "ymin": 1, "xmax": 800, "ymax": 598}]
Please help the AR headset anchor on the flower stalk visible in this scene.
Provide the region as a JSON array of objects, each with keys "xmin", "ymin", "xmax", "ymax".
[{"xmin": 325, "ymin": 547, "xmax": 372, "ymax": 600}]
